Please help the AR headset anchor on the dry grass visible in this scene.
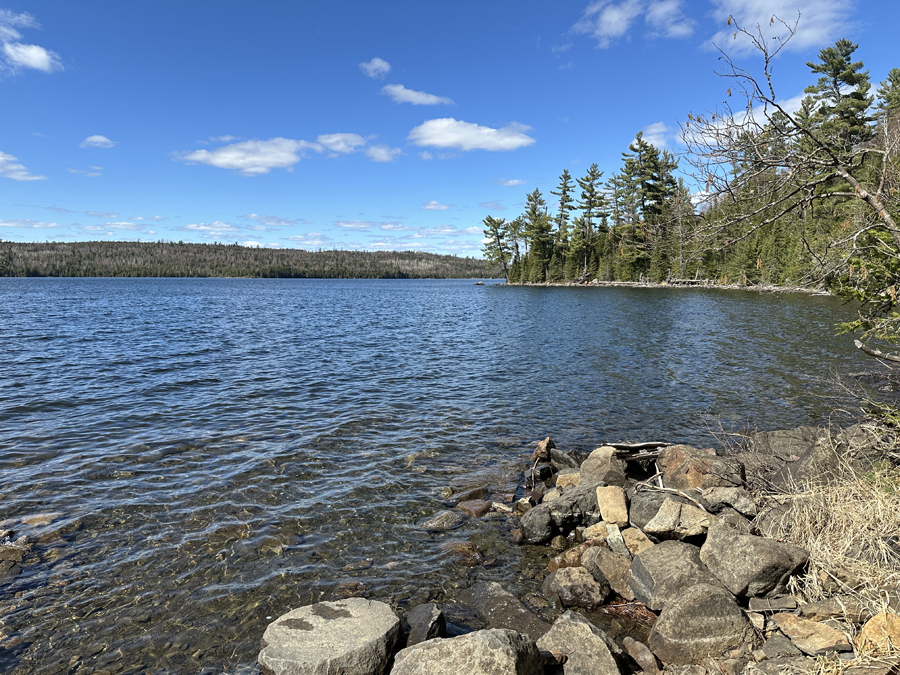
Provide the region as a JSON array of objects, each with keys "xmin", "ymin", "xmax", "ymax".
[
  {"xmin": 751, "ymin": 424, "xmax": 900, "ymax": 673},
  {"xmin": 759, "ymin": 453, "xmax": 900, "ymax": 609}
]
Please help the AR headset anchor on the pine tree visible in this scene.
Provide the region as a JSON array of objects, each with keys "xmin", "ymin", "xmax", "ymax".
[
  {"xmin": 804, "ymin": 39, "xmax": 874, "ymax": 153},
  {"xmin": 481, "ymin": 215, "xmax": 511, "ymax": 279},
  {"xmin": 550, "ymin": 169, "xmax": 575, "ymax": 250},
  {"xmin": 523, "ymin": 188, "xmax": 553, "ymax": 282}
]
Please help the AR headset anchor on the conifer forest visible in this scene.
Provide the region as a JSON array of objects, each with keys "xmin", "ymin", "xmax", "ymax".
[{"xmin": 482, "ymin": 23, "xmax": 900, "ymax": 342}]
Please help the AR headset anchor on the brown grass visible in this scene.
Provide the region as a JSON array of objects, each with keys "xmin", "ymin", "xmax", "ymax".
[{"xmin": 752, "ymin": 424, "xmax": 900, "ymax": 672}]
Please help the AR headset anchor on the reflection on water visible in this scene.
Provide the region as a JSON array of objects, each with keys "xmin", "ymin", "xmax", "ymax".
[{"xmin": 0, "ymin": 279, "xmax": 864, "ymax": 673}]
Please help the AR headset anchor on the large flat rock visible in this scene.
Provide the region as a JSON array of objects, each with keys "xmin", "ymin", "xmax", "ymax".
[{"xmin": 258, "ymin": 598, "xmax": 401, "ymax": 675}]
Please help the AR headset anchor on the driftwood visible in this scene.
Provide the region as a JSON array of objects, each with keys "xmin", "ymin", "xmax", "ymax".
[
  {"xmin": 606, "ymin": 441, "xmax": 667, "ymax": 462},
  {"xmin": 854, "ymin": 339, "xmax": 900, "ymax": 364}
]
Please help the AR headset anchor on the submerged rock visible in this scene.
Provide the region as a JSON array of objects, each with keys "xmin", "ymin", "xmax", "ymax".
[{"xmin": 418, "ymin": 510, "xmax": 467, "ymax": 531}]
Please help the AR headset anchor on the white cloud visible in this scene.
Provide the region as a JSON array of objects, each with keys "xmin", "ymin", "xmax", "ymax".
[
  {"xmin": 381, "ymin": 223, "xmax": 413, "ymax": 231},
  {"xmin": 184, "ymin": 221, "xmax": 242, "ymax": 238},
  {"xmin": 129, "ymin": 215, "xmax": 165, "ymax": 222},
  {"xmin": 573, "ymin": 0, "xmax": 643, "ymax": 48},
  {"xmin": 365, "ymin": 144, "xmax": 402, "ymax": 162},
  {"xmin": 407, "ymin": 118, "xmax": 536, "ymax": 152},
  {"xmin": 462, "ymin": 227, "xmax": 482, "ymax": 234},
  {"xmin": 3, "ymin": 42, "xmax": 62, "ymax": 73},
  {"xmin": 646, "ymin": 0, "xmax": 695, "ymax": 38},
  {"xmin": 499, "ymin": 179, "xmax": 526, "ymax": 186},
  {"xmin": 382, "ymin": 84, "xmax": 454, "ymax": 105},
  {"xmin": 0, "ymin": 10, "xmax": 62, "ymax": 74},
  {"xmin": 243, "ymin": 213, "xmax": 306, "ymax": 227},
  {"xmin": 68, "ymin": 167, "xmax": 102, "ymax": 177},
  {"xmin": 178, "ymin": 137, "xmax": 322, "ymax": 176},
  {"xmin": 422, "ymin": 200, "xmax": 449, "ymax": 211},
  {"xmin": 480, "ymin": 200, "xmax": 506, "ymax": 211},
  {"xmin": 0, "ymin": 218, "xmax": 58, "ymax": 228},
  {"xmin": 572, "ymin": 0, "xmax": 693, "ymax": 47},
  {"xmin": 80, "ymin": 135, "xmax": 116, "ymax": 149},
  {"xmin": 0, "ymin": 150, "xmax": 45, "ymax": 181},
  {"xmin": 243, "ymin": 241, "xmax": 262, "ymax": 247},
  {"xmin": 420, "ymin": 151, "xmax": 433, "ymax": 160},
  {"xmin": 317, "ymin": 133, "xmax": 367, "ymax": 154},
  {"xmin": 359, "ymin": 57, "xmax": 390, "ymax": 79},
  {"xmin": 640, "ymin": 121, "xmax": 674, "ymax": 147},
  {"xmin": 706, "ymin": 0, "xmax": 847, "ymax": 56},
  {"xmin": 103, "ymin": 222, "xmax": 142, "ymax": 231},
  {"xmin": 335, "ymin": 220, "xmax": 375, "ymax": 229},
  {"xmin": 211, "ymin": 135, "xmax": 235, "ymax": 142},
  {"xmin": 85, "ymin": 210, "xmax": 116, "ymax": 218},
  {"xmin": 286, "ymin": 232, "xmax": 336, "ymax": 248}
]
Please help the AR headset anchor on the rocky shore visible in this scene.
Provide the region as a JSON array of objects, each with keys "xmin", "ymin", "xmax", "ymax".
[
  {"xmin": 506, "ymin": 278, "xmax": 830, "ymax": 296},
  {"xmin": 256, "ymin": 424, "xmax": 900, "ymax": 675}
]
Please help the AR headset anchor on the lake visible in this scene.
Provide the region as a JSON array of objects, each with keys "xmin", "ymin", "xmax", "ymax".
[{"xmin": 0, "ymin": 278, "xmax": 866, "ymax": 673}]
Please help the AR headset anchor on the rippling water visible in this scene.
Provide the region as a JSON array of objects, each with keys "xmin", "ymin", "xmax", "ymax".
[{"xmin": 0, "ymin": 278, "xmax": 865, "ymax": 673}]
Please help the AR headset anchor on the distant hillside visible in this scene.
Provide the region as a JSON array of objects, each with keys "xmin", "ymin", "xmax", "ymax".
[{"xmin": 0, "ymin": 241, "xmax": 502, "ymax": 279}]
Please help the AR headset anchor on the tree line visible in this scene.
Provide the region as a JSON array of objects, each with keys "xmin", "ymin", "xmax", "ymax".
[
  {"xmin": 0, "ymin": 241, "xmax": 502, "ymax": 279},
  {"xmin": 483, "ymin": 21, "xmax": 900, "ymax": 349}
]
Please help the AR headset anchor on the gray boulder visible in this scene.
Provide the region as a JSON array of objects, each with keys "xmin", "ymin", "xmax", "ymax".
[
  {"xmin": 629, "ymin": 540, "xmax": 724, "ymax": 612},
  {"xmin": 543, "ymin": 567, "xmax": 609, "ymax": 610},
  {"xmin": 536, "ymin": 611, "xmax": 625, "ymax": 675},
  {"xmin": 461, "ymin": 581, "xmax": 550, "ymax": 641},
  {"xmin": 519, "ymin": 482, "xmax": 604, "ymax": 544},
  {"xmin": 701, "ymin": 487, "xmax": 758, "ymax": 518},
  {"xmin": 580, "ymin": 447, "xmax": 626, "ymax": 486},
  {"xmin": 550, "ymin": 447, "xmax": 581, "ymax": 470},
  {"xmin": 391, "ymin": 628, "xmax": 543, "ymax": 675},
  {"xmin": 737, "ymin": 425, "xmax": 874, "ymax": 490},
  {"xmin": 406, "ymin": 603, "xmax": 446, "ymax": 646},
  {"xmin": 258, "ymin": 598, "xmax": 401, "ymax": 675},
  {"xmin": 648, "ymin": 583, "xmax": 750, "ymax": 665},
  {"xmin": 582, "ymin": 546, "xmax": 634, "ymax": 601},
  {"xmin": 643, "ymin": 498, "xmax": 718, "ymax": 540},
  {"xmin": 700, "ymin": 521, "xmax": 808, "ymax": 597},
  {"xmin": 627, "ymin": 488, "xmax": 691, "ymax": 529}
]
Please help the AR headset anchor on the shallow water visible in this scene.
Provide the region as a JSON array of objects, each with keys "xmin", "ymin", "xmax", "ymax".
[{"xmin": 0, "ymin": 278, "xmax": 866, "ymax": 673}]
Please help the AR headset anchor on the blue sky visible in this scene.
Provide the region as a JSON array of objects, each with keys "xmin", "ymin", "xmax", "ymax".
[{"xmin": 2, "ymin": 1, "xmax": 898, "ymax": 255}]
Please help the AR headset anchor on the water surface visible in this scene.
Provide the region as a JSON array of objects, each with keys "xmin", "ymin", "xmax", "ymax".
[{"xmin": 0, "ymin": 278, "xmax": 865, "ymax": 673}]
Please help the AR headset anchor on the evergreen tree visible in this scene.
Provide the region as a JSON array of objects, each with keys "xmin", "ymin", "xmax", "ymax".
[
  {"xmin": 804, "ymin": 39, "xmax": 874, "ymax": 152},
  {"xmin": 572, "ymin": 163, "xmax": 607, "ymax": 275},
  {"xmin": 550, "ymin": 169, "xmax": 575, "ymax": 249},
  {"xmin": 481, "ymin": 215, "xmax": 511, "ymax": 280},
  {"xmin": 523, "ymin": 188, "xmax": 553, "ymax": 282}
]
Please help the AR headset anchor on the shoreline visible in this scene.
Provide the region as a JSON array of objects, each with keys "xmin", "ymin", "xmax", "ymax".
[
  {"xmin": 502, "ymin": 279, "xmax": 831, "ymax": 296},
  {"xmin": 257, "ymin": 422, "xmax": 900, "ymax": 675}
]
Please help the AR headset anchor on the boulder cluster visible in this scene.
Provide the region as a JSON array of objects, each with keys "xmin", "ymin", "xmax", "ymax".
[{"xmin": 257, "ymin": 429, "xmax": 900, "ymax": 675}]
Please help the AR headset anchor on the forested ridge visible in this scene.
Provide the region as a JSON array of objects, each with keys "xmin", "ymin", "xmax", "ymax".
[
  {"xmin": 483, "ymin": 24, "xmax": 900, "ymax": 347},
  {"xmin": 0, "ymin": 241, "xmax": 501, "ymax": 279}
]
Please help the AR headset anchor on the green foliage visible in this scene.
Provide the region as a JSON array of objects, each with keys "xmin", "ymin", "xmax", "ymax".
[{"xmin": 0, "ymin": 241, "xmax": 500, "ymax": 279}]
